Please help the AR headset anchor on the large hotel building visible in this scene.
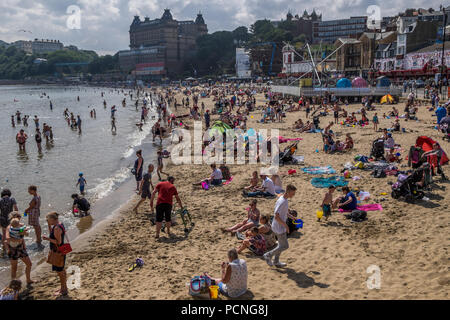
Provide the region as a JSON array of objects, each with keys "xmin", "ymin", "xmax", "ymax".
[{"xmin": 119, "ymin": 9, "xmax": 207, "ymax": 79}]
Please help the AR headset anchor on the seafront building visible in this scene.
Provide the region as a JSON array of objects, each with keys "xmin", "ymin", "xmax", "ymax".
[
  {"xmin": 13, "ymin": 39, "xmax": 63, "ymax": 54},
  {"xmin": 118, "ymin": 9, "xmax": 208, "ymax": 79}
]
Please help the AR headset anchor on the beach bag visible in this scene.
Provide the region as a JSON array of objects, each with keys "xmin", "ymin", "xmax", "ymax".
[
  {"xmin": 56, "ymin": 224, "xmax": 72, "ymax": 255},
  {"xmin": 47, "ymin": 250, "xmax": 65, "ymax": 267},
  {"xmin": 189, "ymin": 273, "xmax": 212, "ymax": 296},
  {"xmin": 350, "ymin": 210, "xmax": 367, "ymax": 222},
  {"xmin": 373, "ymin": 169, "xmax": 386, "ymax": 178}
]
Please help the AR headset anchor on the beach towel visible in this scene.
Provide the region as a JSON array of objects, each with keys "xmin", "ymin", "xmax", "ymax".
[
  {"xmin": 311, "ymin": 176, "xmax": 348, "ymax": 188},
  {"xmin": 303, "ymin": 166, "xmax": 336, "ymax": 175},
  {"xmin": 278, "ymin": 136, "xmax": 303, "ymax": 144},
  {"xmin": 339, "ymin": 204, "xmax": 383, "ymax": 212},
  {"xmin": 292, "ymin": 156, "xmax": 305, "ymax": 163},
  {"xmin": 222, "ymin": 176, "xmax": 233, "ymax": 185}
]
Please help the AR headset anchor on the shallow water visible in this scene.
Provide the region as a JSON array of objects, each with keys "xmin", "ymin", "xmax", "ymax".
[{"xmin": 0, "ymin": 85, "xmax": 162, "ymax": 282}]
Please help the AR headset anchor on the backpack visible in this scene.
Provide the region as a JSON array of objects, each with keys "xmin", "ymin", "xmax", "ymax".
[
  {"xmin": 373, "ymin": 168, "xmax": 386, "ymax": 178},
  {"xmin": 220, "ymin": 165, "xmax": 231, "ymax": 181},
  {"xmin": 189, "ymin": 273, "xmax": 212, "ymax": 296},
  {"xmin": 345, "ymin": 210, "xmax": 367, "ymax": 222}
]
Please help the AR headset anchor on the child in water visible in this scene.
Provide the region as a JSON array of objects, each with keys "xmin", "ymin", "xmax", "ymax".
[
  {"xmin": 76, "ymin": 173, "xmax": 87, "ymax": 195},
  {"xmin": 320, "ymin": 185, "xmax": 335, "ymax": 222}
]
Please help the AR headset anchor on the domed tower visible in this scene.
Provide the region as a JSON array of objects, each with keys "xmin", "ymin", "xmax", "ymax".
[
  {"xmin": 161, "ymin": 9, "xmax": 173, "ymax": 21},
  {"xmin": 195, "ymin": 12, "xmax": 208, "ymax": 35}
]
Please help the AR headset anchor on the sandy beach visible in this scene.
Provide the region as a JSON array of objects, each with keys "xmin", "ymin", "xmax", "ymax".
[{"xmin": 21, "ymin": 88, "xmax": 449, "ymax": 300}]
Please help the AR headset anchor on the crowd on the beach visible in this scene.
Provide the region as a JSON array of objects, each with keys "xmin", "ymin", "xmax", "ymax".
[{"xmin": 2, "ymin": 80, "xmax": 450, "ymax": 300}]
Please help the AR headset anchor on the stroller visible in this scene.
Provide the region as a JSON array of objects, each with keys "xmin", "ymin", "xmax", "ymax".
[
  {"xmin": 370, "ymin": 138, "xmax": 386, "ymax": 160},
  {"xmin": 278, "ymin": 142, "xmax": 299, "ymax": 166},
  {"xmin": 391, "ymin": 172, "xmax": 425, "ymax": 203}
]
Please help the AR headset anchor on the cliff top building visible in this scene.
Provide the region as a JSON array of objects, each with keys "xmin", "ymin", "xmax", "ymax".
[{"xmin": 119, "ymin": 9, "xmax": 207, "ymax": 78}]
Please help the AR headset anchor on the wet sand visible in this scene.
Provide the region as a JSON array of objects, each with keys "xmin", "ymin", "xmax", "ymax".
[{"xmin": 21, "ymin": 89, "xmax": 449, "ymax": 300}]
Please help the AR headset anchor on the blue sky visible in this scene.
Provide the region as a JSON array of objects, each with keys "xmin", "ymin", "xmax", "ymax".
[{"xmin": 0, "ymin": 0, "xmax": 444, "ymax": 55}]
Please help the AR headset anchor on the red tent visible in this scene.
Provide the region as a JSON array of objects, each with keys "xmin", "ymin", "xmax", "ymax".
[{"xmin": 416, "ymin": 136, "xmax": 449, "ymax": 168}]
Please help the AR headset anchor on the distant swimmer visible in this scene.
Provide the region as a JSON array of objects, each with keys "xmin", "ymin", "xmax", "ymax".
[
  {"xmin": 49, "ymin": 101, "xmax": 53, "ymax": 110},
  {"xmin": 11, "ymin": 115, "xmax": 15, "ymax": 127},
  {"xmin": 35, "ymin": 128, "xmax": 42, "ymax": 153},
  {"xmin": 111, "ymin": 117, "xmax": 117, "ymax": 132},
  {"xmin": 15, "ymin": 111, "xmax": 21, "ymax": 123},
  {"xmin": 103, "ymin": 100, "xmax": 107, "ymax": 108}
]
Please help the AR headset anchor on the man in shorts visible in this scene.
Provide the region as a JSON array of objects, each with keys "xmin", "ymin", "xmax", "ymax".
[
  {"xmin": 150, "ymin": 176, "xmax": 183, "ymax": 239},
  {"xmin": 133, "ymin": 164, "xmax": 154, "ymax": 213}
]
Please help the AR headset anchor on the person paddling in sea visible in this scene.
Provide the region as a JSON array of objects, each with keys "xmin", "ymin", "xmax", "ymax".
[
  {"xmin": 133, "ymin": 150, "xmax": 144, "ymax": 192},
  {"xmin": 16, "ymin": 129, "xmax": 28, "ymax": 152}
]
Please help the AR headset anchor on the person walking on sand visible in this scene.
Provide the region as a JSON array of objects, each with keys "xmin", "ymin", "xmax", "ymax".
[
  {"xmin": 150, "ymin": 176, "xmax": 182, "ymax": 239},
  {"xmin": 263, "ymin": 184, "xmax": 297, "ymax": 267},
  {"xmin": 133, "ymin": 164, "xmax": 154, "ymax": 213},
  {"xmin": 24, "ymin": 185, "xmax": 42, "ymax": 247}
]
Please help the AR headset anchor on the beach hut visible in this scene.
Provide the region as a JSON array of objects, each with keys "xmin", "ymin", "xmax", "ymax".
[
  {"xmin": 351, "ymin": 77, "xmax": 368, "ymax": 88},
  {"xmin": 376, "ymin": 76, "xmax": 391, "ymax": 87},
  {"xmin": 336, "ymin": 78, "xmax": 352, "ymax": 88},
  {"xmin": 380, "ymin": 94, "xmax": 394, "ymax": 104}
]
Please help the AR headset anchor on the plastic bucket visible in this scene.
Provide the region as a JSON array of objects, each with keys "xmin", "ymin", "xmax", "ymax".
[
  {"xmin": 316, "ymin": 210, "xmax": 323, "ymax": 219},
  {"xmin": 209, "ymin": 285, "xmax": 219, "ymax": 299},
  {"xmin": 293, "ymin": 219, "xmax": 303, "ymax": 229}
]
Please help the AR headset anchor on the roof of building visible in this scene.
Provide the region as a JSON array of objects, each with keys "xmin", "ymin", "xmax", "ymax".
[
  {"xmin": 360, "ymin": 31, "xmax": 396, "ymax": 40},
  {"xmin": 335, "ymin": 38, "xmax": 361, "ymax": 45},
  {"xmin": 411, "ymin": 41, "xmax": 450, "ymax": 53}
]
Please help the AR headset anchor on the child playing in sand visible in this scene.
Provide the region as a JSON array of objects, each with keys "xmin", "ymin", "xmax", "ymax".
[
  {"xmin": 386, "ymin": 148, "xmax": 401, "ymax": 163},
  {"xmin": 319, "ymin": 185, "xmax": 335, "ymax": 222},
  {"xmin": 76, "ymin": 172, "xmax": 87, "ymax": 195},
  {"xmin": 244, "ymin": 171, "xmax": 259, "ymax": 192}
]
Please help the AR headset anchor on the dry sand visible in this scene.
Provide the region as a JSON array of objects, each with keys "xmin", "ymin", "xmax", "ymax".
[{"xmin": 21, "ymin": 89, "xmax": 449, "ymax": 300}]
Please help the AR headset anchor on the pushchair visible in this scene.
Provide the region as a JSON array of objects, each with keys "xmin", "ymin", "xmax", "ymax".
[
  {"xmin": 391, "ymin": 173, "xmax": 425, "ymax": 203},
  {"xmin": 153, "ymin": 206, "xmax": 195, "ymax": 233},
  {"xmin": 370, "ymin": 138, "xmax": 386, "ymax": 160},
  {"xmin": 278, "ymin": 142, "xmax": 299, "ymax": 166}
]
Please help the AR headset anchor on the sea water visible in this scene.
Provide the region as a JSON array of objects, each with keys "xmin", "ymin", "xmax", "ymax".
[{"xmin": 0, "ymin": 85, "xmax": 161, "ymax": 283}]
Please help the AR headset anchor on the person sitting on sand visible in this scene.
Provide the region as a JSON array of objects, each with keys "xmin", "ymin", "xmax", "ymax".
[
  {"xmin": 236, "ymin": 227, "xmax": 266, "ymax": 256},
  {"xmin": 384, "ymin": 133, "xmax": 395, "ymax": 149},
  {"xmin": 194, "ymin": 164, "xmax": 223, "ymax": 187},
  {"xmin": 213, "ymin": 249, "xmax": 247, "ymax": 298},
  {"xmin": 271, "ymin": 174, "xmax": 284, "ymax": 194},
  {"xmin": 242, "ymin": 174, "xmax": 276, "ymax": 198},
  {"xmin": 224, "ymin": 200, "xmax": 260, "ymax": 234},
  {"xmin": 340, "ymin": 108, "xmax": 348, "ymax": 118},
  {"xmin": 292, "ymin": 119, "xmax": 304, "ymax": 131},
  {"xmin": 333, "ymin": 186, "xmax": 357, "ymax": 211},
  {"xmin": 390, "ymin": 107, "xmax": 399, "ymax": 117},
  {"xmin": 386, "ymin": 148, "xmax": 401, "ymax": 163},
  {"xmin": 344, "ymin": 133, "xmax": 354, "ymax": 150},
  {"xmin": 244, "ymin": 171, "xmax": 259, "ymax": 192},
  {"xmin": 391, "ymin": 119, "xmax": 401, "ymax": 132},
  {"xmin": 258, "ymin": 215, "xmax": 277, "ymax": 249}
]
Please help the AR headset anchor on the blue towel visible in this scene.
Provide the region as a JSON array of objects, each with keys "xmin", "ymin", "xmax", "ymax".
[
  {"xmin": 311, "ymin": 176, "xmax": 348, "ymax": 188},
  {"xmin": 303, "ymin": 166, "xmax": 336, "ymax": 175}
]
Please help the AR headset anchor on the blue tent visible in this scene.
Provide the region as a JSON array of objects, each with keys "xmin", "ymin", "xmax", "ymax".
[
  {"xmin": 336, "ymin": 78, "xmax": 352, "ymax": 88},
  {"xmin": 376, "ymin": 76, "xmax": 391, "ymax": 87}
]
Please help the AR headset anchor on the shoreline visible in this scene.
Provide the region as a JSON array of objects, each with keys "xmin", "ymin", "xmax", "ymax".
[{"xmin": 20, "ymin": 88, "xmax": 450, "ymax": 300}]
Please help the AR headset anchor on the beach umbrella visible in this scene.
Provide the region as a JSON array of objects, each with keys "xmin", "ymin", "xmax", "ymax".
[
  {"xmin": 209, "ymin": 121, "xmax": 233, "ymax": 138},
  {"xmin": 336, "ymin": 78, "xmax": 352, "ymax": 88},
  {"xmin": 351, "ymin": 77, "xmax": 368, "ymax": 88},
  {"xmin": 380, "ymin": 94, "xmax": 394, "ymax": 104}
]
